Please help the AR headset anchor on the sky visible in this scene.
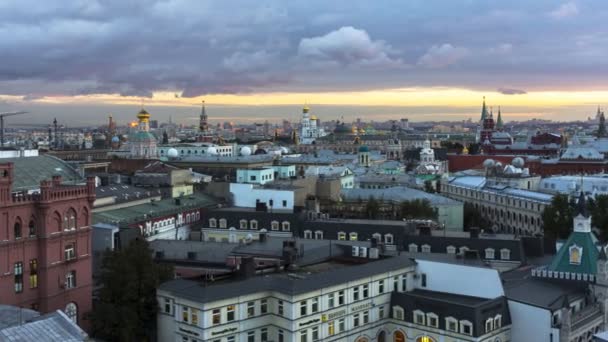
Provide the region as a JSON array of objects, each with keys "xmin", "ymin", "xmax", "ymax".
[{"xmin": 1, "ymin": 0, "xmax": 608, "ymax": 125}]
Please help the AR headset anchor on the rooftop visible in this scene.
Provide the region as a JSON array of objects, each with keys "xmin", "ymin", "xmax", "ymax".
[
  {"xmin": 0, "ymin": 308, "xmax": 87, "ymax": 342},
  {"xmin": 3, "ymin": 154, "xmax": 84, "ymax": 191},
  {"xmin": 93, "ymin": 193, "xmax": 219, "ymax": 224},
  {"xmin": 341, "ymin": 186, "xmax": 462, "ymax": 206}
]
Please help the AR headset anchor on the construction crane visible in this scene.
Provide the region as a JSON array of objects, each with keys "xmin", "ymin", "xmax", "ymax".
[{"xmin": 0, "ymin": 111, "xmax": 27, "ymax": 148}]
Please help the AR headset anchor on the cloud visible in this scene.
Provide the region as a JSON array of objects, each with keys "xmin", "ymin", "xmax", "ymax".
[
  {"xmin": 417, "ymin": 44, "xmax": 468, "ymax": 68},
  {"xmin": 549, "ymin": 2, "xmax": 579, "ymax": 19},
  {"xmin": 222, "ymin": 50, "xmax": 277, "ymax": 73},
  {"xmin": 298, "ymin": 26, "xmax": 402, "ymax": 68},
  {"xmin": 497, "ymin": 88, "xmax": 527, "ymax": 95}
]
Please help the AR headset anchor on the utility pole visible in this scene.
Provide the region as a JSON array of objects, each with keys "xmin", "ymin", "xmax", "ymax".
[{"xmin": 0, "ymin": 111, "xmax": 27, "ymax": 148}]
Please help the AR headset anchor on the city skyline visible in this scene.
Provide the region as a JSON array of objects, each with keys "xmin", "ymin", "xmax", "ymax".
[{"xmin": 2, "ymin": 0, "xmax": 608, "ymax": 123}]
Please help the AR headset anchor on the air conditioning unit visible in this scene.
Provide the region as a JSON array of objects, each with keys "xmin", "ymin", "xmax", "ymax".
[
  {"xmin": 352, "ymin": 246, "xmax": 359, "ymax": 257},
  {"xmin": 359, "ymin": 247, "xmax": 368, "ymax": 258},
  {"xmin": 369, "ymin": 248, "xmax": 379, "ymax": 259}
]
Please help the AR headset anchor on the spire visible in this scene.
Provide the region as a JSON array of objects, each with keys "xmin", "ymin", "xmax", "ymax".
[
  {"xmin": 598, "ymin": 112, "xmax": 607, "ymax": 138},
  {"xmin": 480, "ymin": 96, "xmax": 488, "ymax": 121},
  {"xmin": 576, "ymin": 191, "xmax": 589, "ymax": 218},
  {"xmin": 200, "ymin": 100, "xmax": 209, "ymax": 133},
  {"xmin": 496, "ymin": 106, "xmax": 504, "ymax": 131}
]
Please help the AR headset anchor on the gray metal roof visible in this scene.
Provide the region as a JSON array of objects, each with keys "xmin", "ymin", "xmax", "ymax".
[
  {"xmin": 159, "ymin": 255, "xmax": 416, "ymax": 303},
  {"xmin": 4, "ymin": 155, "xmax": 84, "ymax": 191},
  {"xmin": 341, "ymin": 186, "xmax": 462, "ymax": 206},
  {"xmin": 0, "ymin": 309, "xmax": 87, "ymax": 341}
]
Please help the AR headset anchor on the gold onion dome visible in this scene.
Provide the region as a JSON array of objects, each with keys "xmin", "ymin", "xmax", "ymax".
[
  {"xmin": 303, "ymin": 104, "xmax": 310, "ymax": 113},
  {"xmin": 310, "ymin": 114, "xmax": 318, "ymax": 120},
  {"xmin": 137, "ymin": 108, "xmax": 150, "ymax": 121}
]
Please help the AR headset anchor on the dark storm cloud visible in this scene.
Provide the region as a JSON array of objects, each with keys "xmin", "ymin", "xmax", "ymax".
[{"xmin": 1, "ymin": 0, "xmax": 608, "ymax": 98}]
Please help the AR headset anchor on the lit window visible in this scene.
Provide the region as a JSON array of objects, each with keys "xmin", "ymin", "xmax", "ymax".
[
  {"xmin": 29, "ymin": 259, "xmax": 37, "ymax": 289},
  {"xmin": 212, "ymin": 309, "xmax": 221, "ymax": 325},
  {"xmin": 226, "ymin": 305, "xmax": 235, "ymax": 322},
  {"xmin": 349, "ymin": 232, "xmax": 358, "ymax": 241},
  {"xmin": 338, "ymin": 232, "xmax": 346, "ymax": 240}
]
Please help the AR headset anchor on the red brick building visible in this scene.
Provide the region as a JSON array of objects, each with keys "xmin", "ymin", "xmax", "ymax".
[{"xmin": 0, "ymin": 159, "xmax": 95, "ymax": 329}]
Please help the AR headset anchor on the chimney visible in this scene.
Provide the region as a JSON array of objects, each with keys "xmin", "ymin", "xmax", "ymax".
[
  {"xmin": 238, "ymin": 256, "xmax": 256, "ymax": 279},
  {"xmin": 52, "ymin": 175, "xmax": 62, "ymax": 187}
]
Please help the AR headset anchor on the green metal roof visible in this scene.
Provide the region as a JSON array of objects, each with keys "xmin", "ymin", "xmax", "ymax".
[
  {"xmin": 548, "ymin": 231, "xmax": 599, "ymax": 275},
  {"xmin": 93, "ymin": 193, "xmax": 219, "ymax": 225},
  {"xmin": 4, "ymin": 155, "xmax": 83, "ymax": 191},
  {"xmin": 130, "ymin": 131, "xmax": 157, "ymax": 142}
]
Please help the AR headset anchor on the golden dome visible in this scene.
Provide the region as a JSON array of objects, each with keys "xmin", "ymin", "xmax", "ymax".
[
  {"xmin": 310, "ymin": 115, "xmax": 318, "ymax": 120},
  {"xmin": 303, "ymin": 104, "xmax": 310, "ymax": 113},
  {"xmin": 351, "ymin": 125, "xmax": 358, "ymax": 134},
  {"xmin": 358, "ymin": 128, "xmax": 366, "ymax": 134},
  {"xmin": 462, "ymin": 146, "xmax": 469, "ymax": 155},
  {"xmin": 137, "ymin": 108, "xmax": 150, "ymax": 122}
]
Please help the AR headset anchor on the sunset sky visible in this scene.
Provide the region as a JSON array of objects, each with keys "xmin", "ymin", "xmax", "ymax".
[{"xmin": 1, "ymin": 0, "xmax": 608, "ymax": 124}]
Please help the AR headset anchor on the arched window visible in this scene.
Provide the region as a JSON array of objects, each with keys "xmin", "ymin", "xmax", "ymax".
[
  {"xmin": 53, "ymin": 212, "xmax": 62, "ymax": 232},
  {"xmin": 64, "ymin": 302, "xmax": 78, "ymax": 323},
  {"xmin": 314, "ymin": 230, "xmax": 324, "ymax": 239},
  {"xmin": 14, "ymin": 218, "xmax": 22, "ymax": 239},
  {"xmin": 64, "ymin": 208, "xmax": 77, "ymax": 230},
  {"xmin": 82, "ymin": 207, "xmax": 89, "ymax": 226},
  {"xmin": 28, "ymin": 219, "xmax": 35, "ymax": 237},
  {"xmin": 384, "ymin": 234, "xmax": 394, "ymax": 244},
  {"xmin": 394, "ymin": 331, "xmax": 406, "ymax": 342},
  {"xmin": 209, "ymin": 218, "xmax": 217, "ymax": 228},
  {"xmin": 219, "ymin": 218, "xmax": 227, "ymax": 228},
  {"xmin": 377, "ymin": 331, "xmax": 386, "ymax": 342}
]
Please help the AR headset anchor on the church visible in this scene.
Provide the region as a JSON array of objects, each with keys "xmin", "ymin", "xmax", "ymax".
[{"xmin": 299, "ymin": 104, "xmax": 327, "ymax": 144}]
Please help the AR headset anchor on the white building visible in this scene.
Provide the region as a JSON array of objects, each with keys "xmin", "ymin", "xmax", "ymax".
[
  {"xmin": 229, "ymin": 183, "xmax": 295, "ymax": 211},
  {"xmin": 158, "ymin": 143, "xmax": 235, "ymax": 159},
  {"xmin": 130, "ymin": 108, "xmax": 158, "ymax": 159},
  {"xmin": 299, "ymin": 105, "xmax": 327, "ymax": 144},
  {"xmin": 416, "ymin": 139, "xmax": 446, "ymax": 175},
  {"xmin": 272, "ymin": 165, "xmax": 297, "ymax": 180},
  {"xmin": 305, "ymin": 166, "xmax": 355, "ymax": 189},
  {"xmin": 237, "ymin": 168, "xmax": 275, "ymax": 185},
  {"xmin": 157, "ymin": 253, "xmax": 511, "ymax": 342}
]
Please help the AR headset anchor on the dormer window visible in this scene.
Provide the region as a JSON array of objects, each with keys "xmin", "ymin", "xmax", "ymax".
[{"xmin": 569, "ymin": 245, "xmax": 582, "ymax": 265}]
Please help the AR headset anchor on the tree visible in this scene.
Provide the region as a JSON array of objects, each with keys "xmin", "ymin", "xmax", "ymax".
[
  {"xmin": 463, "ymin": 202, "xmax": 486, "ymax": 230},
  {"xmin": 467, "ymin": 143, "xmax": 481, "ymax": 155},
  {"xmin": 365, "ymin": 196, "xmax": 380, "ymax": 219},
  {"xmin": 423, "ymin": 180, "xmax": 436, "ymax": 193},
  {"xmin": 589, "ymin": 194, "xmax": 608, "ymax": 240},
  {"xmin": 398, "ymin": 199, "xmax": 437, "ymax": 220},
  {"xmin": 542, "ymin": 194, "xmax": 574, "ymax": 239},
  {"xmin": 90, "ymin": 238, "xmax": 174, "ymax": 342}
]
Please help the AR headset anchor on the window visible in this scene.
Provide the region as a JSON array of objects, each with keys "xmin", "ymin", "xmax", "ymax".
[
  {"xmin": 446, "ymin": 317, "xmax": 458, "ymax": 332},
  {"xmin": 393, "ymin": 276, "xmax": 399, "ymax": 292},
  {"xmin": 311, "ymin": 298, "xmax": 318, "ymax": 313},
  {"xmin": 379, "ymin": 305, "xmax": 385, "ymax": 319},
  {"xmin": 338, "ymin": 232, "xmax": 346, "ymax": 240},
  {"xmin": 384, "ymin": 234, "xmax": 394, "ymax": 244},
  {"xmin": 328, "ymin": 320, "xmax": 335, "ymax": 335},
  {"xmin": 226, "ymin": 305, "xmax": 235, "ymax": 322},
  {"xmin": 459, "ymin": 246, "xmax": 469, "ymax": 254},
  {"xmin": 209, "ymin": 218, "xmax": 217, "ymax": 227},
  {"xmin": 64, "ymin": 244, "xmax": 76, "ymax": 261},
  {"xmin": 14, "ymin": 220, "xmax": 22, "ymax": 239},
  {"xmin": 494, "ymin": 314, "xmax": 502, "ymax": 329},
  {"xmin": 362, "ymin": 284, "xmax": 369, "ymax": 298},
  {"xmin": 29, "ymin": 259, "xmax": 37, "ymax": 289},
  {"xmin": 500, "ymin": 249, "xmax": 511, "ymax": 260},
  {"xmin": 328, "ymin": 293, "xmax": 335, "ymax": 308},
  {"xmin": 281, "ymin": 221, "xmax": 290, "ymax": 231},
  {"xmin": 282, "ymin": 200, "xmax": 287, "ymax": 207},
  {"xmin": 65, "ymin": 270, "xmax": 76, "ymax": 289},
  {"xmin": 393, "ymin": 306, "xmax": 404, "ymax": 320},
  {"xmin": 247, "ymin": 301, "xmax": 255, "ymax": 317},
  {"xmin": 212, "ymin": 309, "xmax": 221, "ymax": 325},
  {"xmin": 300, "ymin": 330, "xmax": 307, "ymax": 342},
  {"xmin": 414, "ymin": 310, "xmax": 425, "ymax": 325},
  {"xmin": 349, "ymin": 232, "xmax": 358, "ymax": 241},
  {"xmin": 28, "ymin": 220, "xmax": 35, "ymax": 236},
  {"xmin": 261, "ymin": 328, "xmax": 268, "ymax": 342},
  {"xmin": 421, "ymin": 244, "xmax": 431, "ymax": 253},
  {"xmin": 247, "ymin": 331, "xmax": 255, "ymax": 342},
  {"xmin": 427, "ymin": 313, "xmax": 438, "ymax": 328},
  {"xmin": 304, "ymin": 230, "xmax": 312, "ymax": 239},
  {"xmin": 460, "ymin": 320, "xmax": 473, "ymax": 335},
  {"xmin": 14, "ymin": 262, "xmax": 23, "ymax": 293},
  {"xmin": 300, "ymin": 300, "xmax": 307, "ymax": 316},
  {"xmin": 363, "ymin": 310, "xmax": 369, "ymax": 324},
  {"xmin": 219, "ymin": 218, "xmax": 227, "ymax": 228},
  {"xmin": 338, "ymin": 290, "xmax": 345, "ymax": 305},
  {"xmin": 401, "ymin": 276, "xmax": 407, "ymax": 292},
  {"xmin": 447, "ymin": 246, "xmax": 456, "ymax": 254},
  {"xmin": 409, "ymin": 244, "xmax": 418, "ymax": 253},
  {"xmin": 240, "ymin": 220, "xmax": 248, "ymax": 229},
  {"xmin": 353, "ymin": 287, "xmax": 360, "ymax": 301},
  {"xmin": 314, "ymin": 230, "xmax": 323, "ymax": 239},
  {"xmin": 271, "ymin": 221, "xmax": 279, "ymax": 230},
  {"xmin": 338, "ymin": 318, "xmax": 345, "ymax": 332},
  {"xmin": 227, "ymin": 336, "xmax": 235, "ymax": 342},
  {"xmin": 421, "ymin": 273, "xmax": 427, "ymax": 287},
  {"xmin": 378, "ymin": 279, "xmax": 385, "ymax": 294},
  {"xmin": 64, "ymin": 302, "xmax": 77, "ymax": 323},
  {"xmin": 191, "ymin": 309, "xmax": 198, "ymax": 325},
  {"xmin": 311, "ymin": 327, "xmax": 319, "ymax": 341},
  {"xmin": 485, "ymin": 248, "xmax": 495, "ymax": 259},
  {"xmin": 261, "ymin": 299, "xmax": 268, "ymax": 314},
  {"xmin": 250, "ymin": 220, "xmax": 258, "ymax": 230},
  {"xmin": 278, "ymin": 330, "xmax": 284, "ymax": 342},
  {"xmin": 485, "ymin": 318, "xmax": 494, "ymax": 333},
  {"xmin": 278, "ymin": 300, "xmax": 284, "ymax": 316},
  {"xmin": 182, "ymin": 306, "xmax": 189, "ymax": 323},
  {"xmin": 353, "ymin": 313, "xmax": 360, "ymax": 327}
]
